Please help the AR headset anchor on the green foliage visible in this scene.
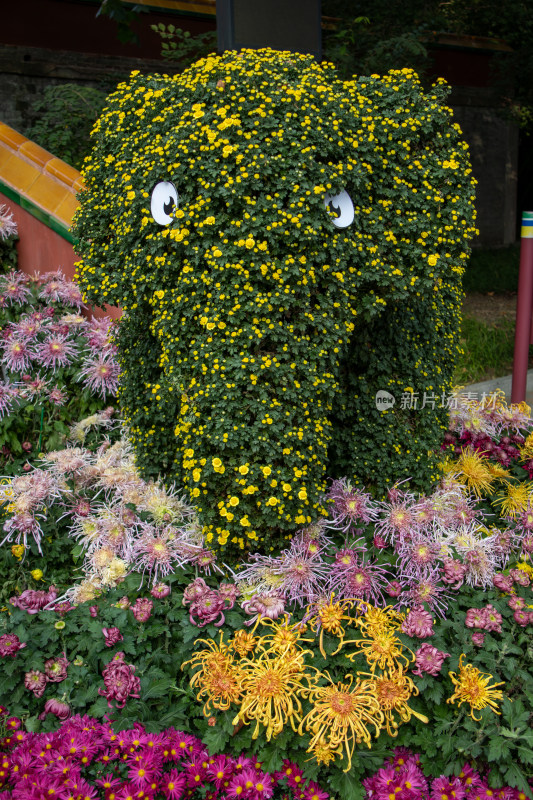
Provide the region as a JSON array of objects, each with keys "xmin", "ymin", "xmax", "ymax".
[
  {"xmin": 454, "ymin": 316, "xmax": 515, "ymax": 385},
  {"xmin": 72, "ymin": 49, "xmax": 476, "ymax": 559},
  {"xmin": 25, "ymin": 84, "xmax": 108, "ymax": 170},
  {"xmin": 151, "ymin": 22, "xmax": 216, "ymax": 66}
]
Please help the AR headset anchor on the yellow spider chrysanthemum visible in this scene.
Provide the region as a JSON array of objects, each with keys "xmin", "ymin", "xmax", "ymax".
[
  {"xmin": 308, "ymin": 594, "xmax": 355, "ymax": 657},
  {"xmin": 301, "ymin": 673, "xmax": 384, "ymax": 772},
  {"xmin": 355, "ymin": 603, "xmax": 405, "ymax": 637},
  {"xmin": 445, "ymin": 449, "xmax": 496, "ymax": 498},
  {"xmin": 447, "ymin": 655, "xmax": 504, "ymax": 721},
  {"xmin": 493, "ymin": 481, "xmax": 531, "ymax": 519},
  {"xmin": 485, "ymin": 462, "xmax": 512, "ymax": 482},
  {"xmin": 369, "ymin": 666, "xmax": 428, "ymax": 736},
  {"xmin": 257, "ymin": 616, "xmax": 310, "ymax": 654},
  {"xmin": 233, "ymin": 645, "xmax": 316, "ymax": 741},
  {"xmin": 308, "ymin": 735, "xmax": 338, "ymax": 766},
  {"xmin": 230, "ymin": 629, "xmax": 257, "ymax": 657},
  {"xmin": 520, "ymin": 432, "xmax": 533, "ymax": 461},
  {"xmin": 344, "ymin": 629, "xmax": 412, "ymax": 674}
]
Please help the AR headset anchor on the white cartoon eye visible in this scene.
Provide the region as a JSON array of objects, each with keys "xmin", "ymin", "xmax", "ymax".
[
  {"xmin": 150, "ymin": 181, "xmax": 179, "ymax": 226},
  {"xmin": 324, "ymin": 190, "xmax": 355, "ymax": 228}
]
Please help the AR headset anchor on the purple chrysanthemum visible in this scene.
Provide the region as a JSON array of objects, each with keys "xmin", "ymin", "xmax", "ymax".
[
  {"xmin": 35, "ymin": 334, "xmax": 78, "ymax": 369},
  {"xmin": 78, "ymin": 353, "xmax": 120, "ymax": 399},
  {"xmin": 327, "ymin": 549, "xmax": 391, "ymax": 606},
  {"xmin": 399, "ymin": 570, "xmax": 451, "ymax": 618},
  {"xmin": 325, "ymin": 478, "xmax": 378, "ymax": 532}
]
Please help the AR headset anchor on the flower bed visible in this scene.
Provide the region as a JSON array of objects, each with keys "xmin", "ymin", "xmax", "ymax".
[{"xmin": 1, "ymin": 393, "xmax": 533, "ymax": 798}]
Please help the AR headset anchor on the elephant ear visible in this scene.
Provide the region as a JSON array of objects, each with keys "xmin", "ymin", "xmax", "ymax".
[{"xmin": 72, "ymin": 72, "xmax": 176, "ymax": 311}]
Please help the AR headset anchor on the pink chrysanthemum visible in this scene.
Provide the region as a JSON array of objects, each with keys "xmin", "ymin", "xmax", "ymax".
[
  {"xmin": 396, "ymin": 532, "xmax": 440, "ymax": 579},
  {"xmin": 86, "ymin": 316, "xmax": 115, "ymax": 352},
  {"xmin": 400, "ymin": 571, "xmax": 451, "ymax": 617},
  {"xmin": 241, "ymin": 592, "xmax": 285, "ymax": 625},
  {"xmin": 412, "ymin": 643, "xmax": 450, "ymax": 677},
  {"xmin": 273, "ymin": 533, "xmax": 329, "ymax": 606},
  {"xmin": 47, "ymin": 385, "xmax": 68, "ymax": 406},
  {"xmin": 1, "ymin": 335, "xmax": 35, "ymax": 372},
  {"xmin": 78, "ymin": 353, "xmax": 120, "ymax": 399},
  {"xmin": 328, "ymin": 552, "xmax": 391, "ymax": 606},
  {"xmin": 0, "ymin": 380, "xmax": 19, "ymax": 418},
  {"xmin": 430, "ymin": 776, "xmax": 466, "ymax": 800},
  {"xmin": 0, "ymin": 204, "xmax": 17, "ymax": 240},
  {"xmin": 375, "ymin": 486, "xmax": 420, "ymax": 545},
  {"xmin": 98, "ymin": 652, "xmax": 141, "ymax": 709},
  {"xmin": 0, "ymin": 633, "xmax": 26, "ymax": 657},
  {"xmin": 0, "ymin": 271, "xmax": 30, "ymax": 305},
  {"xmin": 128, "ymin": 524, "xmax": 185, "ymax": 586},
  {"xmin": 24, "ymin": 670, "xmax": 48, "ymax": 698},
  {"xmin": 161, "ymin": 768, "xmax": 187, "ymax": 799},
  {"xmin": 35, "ymin": 334, "xmax": 78, "ymax": 369},
  {"xmin": 401, "ymin": 606, "xmax": 434, "ymax": 638},
  {"xmin": 131, "ymin": 598, "xmax": 153, "ymax": 623}
]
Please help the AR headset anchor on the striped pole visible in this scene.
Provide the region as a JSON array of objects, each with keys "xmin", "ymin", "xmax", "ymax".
[{"xmin": 511, "ymin": 211, "xmax": 533, "ymax": 404}]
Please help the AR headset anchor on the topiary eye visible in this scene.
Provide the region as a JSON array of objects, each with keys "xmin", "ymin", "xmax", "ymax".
[
  {"xmin": 324, "ymin": 190, "xmax": 354, "ymax": 228},
  {"xmin": 150, "ymin": 181, "xmax": 179, "ymax": 226}
]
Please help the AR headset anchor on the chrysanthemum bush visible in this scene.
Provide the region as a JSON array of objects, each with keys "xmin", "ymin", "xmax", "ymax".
[
  {"xmin": 1, "ymin": 395, "xmax": 533, "ymax": 798},
  {"xmin": 0, "ymin": 269, "xmax": 120, "ymax": 475},
  {"xmin": 72, "ymin": 48, "xmax": 477, "ymax": 558}
]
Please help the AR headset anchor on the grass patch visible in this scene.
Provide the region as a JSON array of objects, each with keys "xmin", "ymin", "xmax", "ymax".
[
  {"xmin": 463, "ymin": 244, "xmax": 520, "ymax": 293},
  {"xmin": 453, "ymin": 315, "xmax": 516, "ymax": 385}
]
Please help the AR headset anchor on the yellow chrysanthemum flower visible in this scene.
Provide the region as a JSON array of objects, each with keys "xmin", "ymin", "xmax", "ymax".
[
  {"xmin": 233, "ymin": 645, "xmax": 315, "ymax": 741},
  {"xmin": 301, "ymin": 672, "xmax": 384, "ymax": 771},
  {"xmin": 447, "ymin": 655, "xmax": 504, "ymax": 721},
  {"xmin": 493, "ymin": 481, "xmax": 531, "ymax": 519},
  {"xmin": 444, "ymin": 449, "xmax": 496, "ymax": 498}
]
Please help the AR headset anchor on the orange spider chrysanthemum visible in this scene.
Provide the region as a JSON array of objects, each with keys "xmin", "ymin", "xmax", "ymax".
[
  {"xmin": 230, "ymin": 629, "xmax": 257, "ymax": 657},
  {"xmin": 369, "ymin": 666, "xmax": 428, "ymax": 736},
  {"xmin": 183, "ymin": 635, "xmax": 243, "ymax": 716}
]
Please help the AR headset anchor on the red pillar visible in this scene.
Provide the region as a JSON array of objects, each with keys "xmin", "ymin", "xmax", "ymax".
[{"xmin": 511, "ymin": 211, "xmax": 533, "ymax": 404}]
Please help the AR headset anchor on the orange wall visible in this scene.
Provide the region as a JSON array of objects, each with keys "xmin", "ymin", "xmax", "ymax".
[{"xmin": 1, "ymin": 192, "xmax": 120, "ymax": 319}]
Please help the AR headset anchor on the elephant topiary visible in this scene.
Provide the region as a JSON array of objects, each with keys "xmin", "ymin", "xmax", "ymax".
[{"xmin": 73, "ymin": 48, "xmax": 477, "ymax": 558}]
